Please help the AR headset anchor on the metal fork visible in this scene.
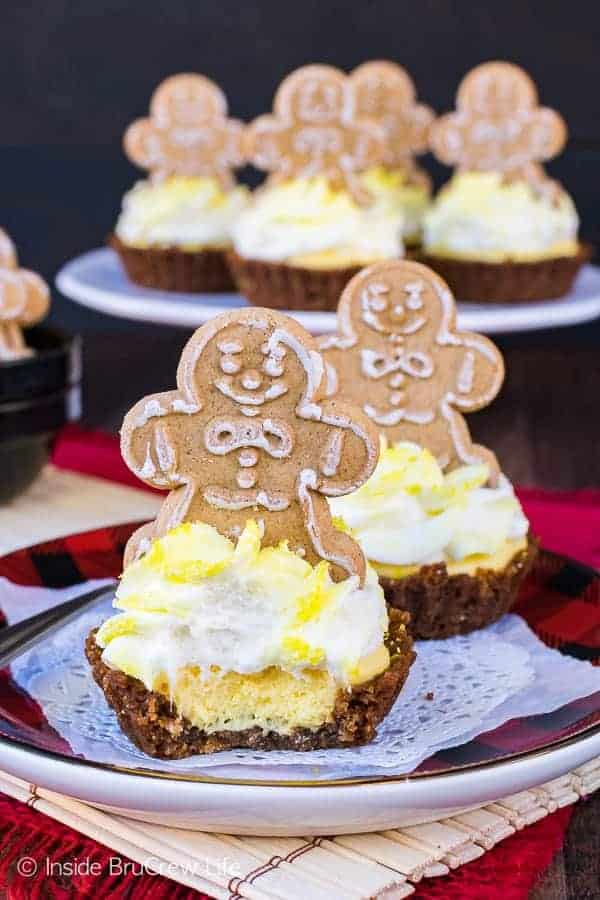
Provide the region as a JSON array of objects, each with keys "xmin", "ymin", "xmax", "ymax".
[{"xmin": 0, "ymin": 582, "xmax": 117, "ymax": 669}]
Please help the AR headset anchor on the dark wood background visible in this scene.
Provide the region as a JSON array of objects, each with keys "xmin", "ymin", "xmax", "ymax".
[{"xmin": 0, "ymin": 0, "xmax": 598, "ymax": 332}]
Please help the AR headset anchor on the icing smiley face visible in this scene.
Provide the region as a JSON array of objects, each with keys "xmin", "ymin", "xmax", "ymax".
[
  {"xmin": 124, "ymin": 73, "xmax": 245, "ymax": 189},
  {"xmin": 244, "ymin": 64, "xmax": 386, "ymax": 204},
  {"xmin": 430, "ymin": 62, "xmax": 567, "ymax": 185},
  {"xmin": 319, "ymin": 260, "xmax": 505, "ymax": 481},
  {"xmin": 358, "ymin": 277, "xmax": 436, "ymax": 340},
  {"xmin": 121, "ymin": 308, "xmax": 380, "ymax": 582},
  {"xmin": 213, "ymin": 327, "xmax": 296, "ymax": 414},
  {"xmin": 350, "ymin": 61, "xmax": 435, "ymax": 179}
]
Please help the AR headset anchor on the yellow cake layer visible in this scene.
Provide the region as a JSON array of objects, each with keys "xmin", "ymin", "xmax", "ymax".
[
  {"xmin": 150, "ymin": 644, "xmax": 390, "ymax": 735},
  {"xmin": 372, "ymin": 537, "xmax": 528, "ymax": 580}
]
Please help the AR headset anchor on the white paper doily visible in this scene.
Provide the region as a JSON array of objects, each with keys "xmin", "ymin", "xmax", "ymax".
[{"xmin": 3, "ymin": 578, "xmax": 600, "ymax": 781}]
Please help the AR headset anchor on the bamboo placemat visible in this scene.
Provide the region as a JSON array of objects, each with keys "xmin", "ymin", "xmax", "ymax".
[{"xmin": 1, "ymin": 759, "xmax": 598, "ymax": 899}]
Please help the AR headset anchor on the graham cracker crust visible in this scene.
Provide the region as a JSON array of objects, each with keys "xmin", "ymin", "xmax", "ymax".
[
  {"xmin": 413, "ymin": 245, "xmax": 591, "ymax": 303},
  {"xmin": 226, "ymin": 251, "xmax": 364, "ymax": 311},
  {"xmin": 109, "ymin": 234, "xmax": 235, "ymax": 293}
]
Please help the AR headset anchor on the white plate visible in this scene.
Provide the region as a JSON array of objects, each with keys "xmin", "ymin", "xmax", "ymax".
[
  {"xmin": 1, "ymin": 727, "xmax": 598, "ymax": 835},
  {"xmin": 56, "ymin": 248, "xmax": 600, "ymax": 335}
]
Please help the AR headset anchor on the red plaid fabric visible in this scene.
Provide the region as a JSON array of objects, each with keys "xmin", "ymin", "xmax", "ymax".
[{"xmin": 0, "ymin": 425, "xmax": 597, "ymax": 899}]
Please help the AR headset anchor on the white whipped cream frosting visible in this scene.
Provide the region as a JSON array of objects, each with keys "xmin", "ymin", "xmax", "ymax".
[
  {"xmin": 115, "ymin": 176, "xmax": 250, "ymax": 250},
  {"xmin": 231, "ymin": 175, "xmax": 405, "ymax": 267},
  {"xmin": 362, "ymin": 167, "xmax": 430, "ymax": 243},
  {"xmin": 97, "ymin": 521, "xmax": 388, "ymax": 691},
  {"xmin": 329, "ymin": 442, "xmax": 529, "ymax": 568},
  {"xmin": 423, "ymin": 172, "xmax": 579, "ymax": 261}
]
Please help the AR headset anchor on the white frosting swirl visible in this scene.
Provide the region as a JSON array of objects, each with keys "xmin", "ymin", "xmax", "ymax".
[
  {"xmin": 97, "ymin": 520, "xmax": 388, "ymax": 690},
  {"xmin": 423, "ymin": 172, "xmax": 579, "ymax": 261},
  {"xmin": 362, "ymin": 167, "xmax": 430, "ymax": 244},
  {"xmin": 115, "ymin": 176, "xmax": 249, "ymax": 250},
  {"xmin": 231, "ymin": 175, "xmax": 405, "ymax": 267},
  {"xmin": 329, "ymin": 442, "xmax": 529, "ymax": 568}
]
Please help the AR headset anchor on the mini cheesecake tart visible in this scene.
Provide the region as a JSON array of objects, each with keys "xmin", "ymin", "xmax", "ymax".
[
  {"xmin": 229, "ymin": 173, "xmax": 407, "ymax": 311},
  {"xmin": 112, "ymin": 176, "xmax": 249, "ymax": 293},
  {"xmin": 87, "ymin": 521, "xmax": 415, "ymax": 757},
  {"xmin": 420, "ymin": 173, "xmax": 586, "ymax": 302},
  {"xmin": 329, "ymin": 441, "xmax": 537, "ymax": 639}
]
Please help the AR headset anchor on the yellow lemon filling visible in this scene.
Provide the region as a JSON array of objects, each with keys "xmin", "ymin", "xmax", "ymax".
[{"xmin": 373, "ymin": 536, "xmax": 528, "ymax": 580}]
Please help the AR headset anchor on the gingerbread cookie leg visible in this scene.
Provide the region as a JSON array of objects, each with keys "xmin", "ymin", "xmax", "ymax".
[
  {"xmin": 439, "ymin": 401, "xmax": 500, "ymax": 485},
  {"xmin": 298, "ymin": 483, "xmax": 366, "ymax": 582},
  {"xmin": 123, "ymin": 521, "xmax": 157, "ymax": 568},
  {"xmin": 0, "ymin": 323, "xmax": 29, "ymax": 360}
]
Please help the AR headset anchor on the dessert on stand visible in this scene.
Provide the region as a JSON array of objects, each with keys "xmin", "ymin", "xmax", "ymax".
[
  {"xmin": 228, "ymin": 64, "xmax": 405, "ymax": 311},
  {"xmin": 421, "ymin": 61, "xmax": 587, "ymax": 302},
  {"xmin": 349, "ymin": 59, "xmax": 435, "ymax": 248},
  {"xmin": 111, "ymin": 73, "xmax": 248, "ymax": 293}
]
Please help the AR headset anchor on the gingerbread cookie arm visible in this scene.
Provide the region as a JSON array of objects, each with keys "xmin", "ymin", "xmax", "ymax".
[
  {"xmin": 215, "ymin": 118, "xmax": 246, "ymax": 189},
  {"xmin": 530, "ymin": 106, "xmax": 567, "ymax": 161},
  {"xmin": 19, "ymin": 271, "xmax": 50, "ymax": 325},
  {"xmin": 407, "ymin": 103, "xmax": 436, "ymax": 153},
  {"xmin": 244, "ymin": 115, "xmax": 292, "ymax": 177},
  {"xmin": 401, "ymin": 159, "xmax": 432, "ymax": 190},
  {"xmin": 123, "ymin": 118, "xmax": 163, "ymax": 174},
  {"xmin": 315, "ymin": 399, "xmax": 379, "ymax": 495},
  {"xmin": 0, "ymin": 229, "xmax": 17, "ymax": 268},
  {"xmin": 120, "ymin": 391, "xmax": 195, "ymax": 490},
  {"xmin": 444, "ymin": 333, "xmax": 505, "ymax": 412},
  {"xmin": 428, "ymin": 112, "xmax": 464, "ymax": 168}
]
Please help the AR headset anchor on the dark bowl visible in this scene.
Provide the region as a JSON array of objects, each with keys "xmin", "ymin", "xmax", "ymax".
[
  {"xmin": 0, "ymin": 434, "xmax": 55, "ymax": 502},
  {"xmin": 0, "ymin": 374, "xmax": 82, "ymax": 504},
  {"xmin": 0, "ymin": 328, "xmax": 81, "ymax": 403}
]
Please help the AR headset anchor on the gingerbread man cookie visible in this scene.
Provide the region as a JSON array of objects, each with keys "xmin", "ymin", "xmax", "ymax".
[
  {"xmin": 244, "ymin": 64, "xmax": 386, "ymax": 205},
  {"xmin": 124, "ymin": 73, "xmax": 245, "ymax": 189},
  {"xmin": 0, "ymin": 229, "xmax": 49, "ymax": 361},
  {"xmin": 319, "ymin": 260, "xmax": 504, "ymax": 482},
  {"xmin": 429, "ymin": 61, "xmax": 566, "ymax": 189},
  {"xmin": 350, "ymin": 60, "xmax": 434, "ymax": 186},
  {"xmin": 121, "ymin": 308, "xmax": 380, "ymax": 582}
]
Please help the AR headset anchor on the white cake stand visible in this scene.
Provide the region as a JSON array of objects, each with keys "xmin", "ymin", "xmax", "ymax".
[{"xmin": 56, "ymin": 247, "xmax": 600, "ymax": 335}]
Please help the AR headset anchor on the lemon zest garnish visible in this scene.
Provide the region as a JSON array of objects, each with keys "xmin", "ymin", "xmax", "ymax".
[{"xmin": 281, "ymin": 636, "xmax": 325, "ymax": 667}]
